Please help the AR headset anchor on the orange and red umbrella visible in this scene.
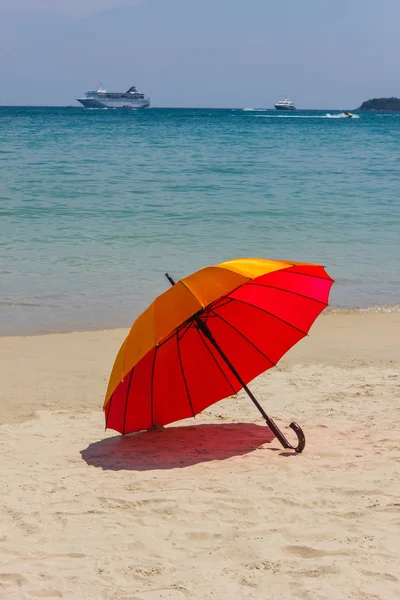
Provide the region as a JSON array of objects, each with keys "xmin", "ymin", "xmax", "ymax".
[{"xmin": 104, "ymin": 258, "xmax": 334, "ymax": 452}]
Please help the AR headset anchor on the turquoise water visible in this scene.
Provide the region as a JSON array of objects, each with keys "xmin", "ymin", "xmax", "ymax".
[{"xmin": 1, "ymin": 107, "xmax": 399, "ymax": 336}]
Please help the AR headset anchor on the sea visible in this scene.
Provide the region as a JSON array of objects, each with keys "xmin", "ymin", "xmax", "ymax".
[{"xmin": 1, "ymin": 107, "xmax": 399, "ymax": 336}]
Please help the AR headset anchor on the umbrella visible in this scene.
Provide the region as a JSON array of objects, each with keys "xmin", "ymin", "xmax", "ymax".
[{"xmin": 104, "ymin": 258, "xmax": 334, "ymax": 453}]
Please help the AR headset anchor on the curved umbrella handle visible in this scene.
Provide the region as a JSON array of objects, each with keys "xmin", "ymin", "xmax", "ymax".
[
  {"xmin": 288, "ymin": 422, "xmax": 306, "ymax": 453},
  {"xmin": 265, "ymin": 416, "xmax": 306, "ymax": 453}
]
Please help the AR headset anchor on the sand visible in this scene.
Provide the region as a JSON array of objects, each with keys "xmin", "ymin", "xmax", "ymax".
[{"xmin": 0, "ymin": 312, "xmax": 399, "ymax": 600}]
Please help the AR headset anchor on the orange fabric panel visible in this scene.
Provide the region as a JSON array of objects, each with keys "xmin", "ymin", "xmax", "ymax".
[
  {"xmin": 122, "ymin": 303, "xmax": 157, "ymax": 375},
  {"xmin": 181, "ymin": 266, "xmax": 247, "ymax": 307},
  {"xmin": 104, "ymin": 336, "xmax": 128, "ymax": 409},
  {"xmin": 118, "ymin": 283, "xmax": 201, "ymax": 393},
  {"xmin": 152, "ymin": 281, "xmax": 202, "ymax": 342}
]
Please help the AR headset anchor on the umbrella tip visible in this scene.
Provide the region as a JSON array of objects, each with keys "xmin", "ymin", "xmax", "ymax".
[{"xmin": 165, "ymin": 273, "xmax": 176, "ymax": 287}]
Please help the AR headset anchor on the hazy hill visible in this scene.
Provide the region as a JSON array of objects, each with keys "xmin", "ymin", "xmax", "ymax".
[{"xmin": 358, "ymin": 97, "xmax": 400, "ymax": 110}]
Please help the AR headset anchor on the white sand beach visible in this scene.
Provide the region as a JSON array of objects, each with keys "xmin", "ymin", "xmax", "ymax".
[{"xmin": 0, "ymin": 312, "xmax": 399, "ymax": 599}]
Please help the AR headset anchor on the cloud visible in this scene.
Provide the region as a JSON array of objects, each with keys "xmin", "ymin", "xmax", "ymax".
[{"xmin": 0, "ymin": 0, "xmax": 147, "ymax": 18}]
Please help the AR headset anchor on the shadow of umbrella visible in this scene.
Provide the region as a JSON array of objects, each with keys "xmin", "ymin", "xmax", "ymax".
[{"xmin": 80, "ymin": 423, "xmax": 275, "ymax": 471}]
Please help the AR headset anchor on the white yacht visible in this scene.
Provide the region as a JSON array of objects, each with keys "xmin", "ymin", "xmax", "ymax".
[
  {"xmin": 274, "ymin": 96, "xmax": 296, "ymax": 111},
  {"xmin": 77, "ymin": 84, "xmax": 150, "ymax": 109}
]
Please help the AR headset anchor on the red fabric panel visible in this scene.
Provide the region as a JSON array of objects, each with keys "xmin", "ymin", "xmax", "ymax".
[
  {"xmin": 210, "ymin": 299, "xmax": 304, "ymax": 369},
  {"xmin": 254, "ymin": 265, "xmax": 333, "ymax": 304},
  {"xmin": 105, "ymin": 372, "xmax": 131, "ymax": 434},
  {"xmin": 178, "ymin": 324, "xmax": 240, "ymax": 415},
  {"xmin": 288, "ymin": 264, "xmax": 332, "ymax": 280},
  {"xmin": 152, "ymin": 333, "xmax": 195, "ymax": 427},
  {"xmin": 123, "ymin": 347, "xmax": 155, "ymax": 433},
  {"xmin": 205, "ymin": 311, "xmax": 275, "ymax": 382},
  {"xmin": 230, "ymin": 284, "xmax": 326, "ymax": 333}
]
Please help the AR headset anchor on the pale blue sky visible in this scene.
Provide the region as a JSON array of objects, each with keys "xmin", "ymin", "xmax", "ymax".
[{"xmin": 0, "ymin": 0, "xmax": 398, "ymax": 108}]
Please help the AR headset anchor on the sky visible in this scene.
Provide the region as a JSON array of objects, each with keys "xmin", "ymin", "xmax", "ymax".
[{"xmin": 0, "ymin": 0, "xmax": 399, "ymax": 108}]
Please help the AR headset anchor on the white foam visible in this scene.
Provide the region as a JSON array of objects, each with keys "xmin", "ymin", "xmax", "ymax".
[
  {"xmin": 252, "ymin": 113, "xmax": 360, "ymax": 119},
  {"xmin": 325, "ymin": 112, "xmax": 360, "ymax": 119},
  {"xmin": 329, "ymin": 305, "xmax": 400, "ymax": 314},
  {"xmin": 254, "ymin": 115, "xmax": 326, "ymax": 119}
]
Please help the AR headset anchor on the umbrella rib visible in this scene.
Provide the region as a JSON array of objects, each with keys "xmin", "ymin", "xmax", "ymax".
[
  {"xmin": 176, "ymin": 330, "xmax": 196, "ymax": 418},
  {"xmin": 194, "ymin": 325, "xmax": 237, "ymax": 395},
  {"xmin": 226, "ymin": 297, "xmax": 308, "ymax": 337},
  {"xmin": 209, "ymin": 310, "xmax": 277, "ymax": 367},
  {"xmin": 150, "ymin": 347, "xmax": 158, "ymax": 427},
  {"xmin": 122, "ymin": 368, "xmax": 134, "ymax": 436},
  {"xmin": 177, "ymin": 321, "xmax": 193, "ymax": 342},
  {"xmin": 246, "ymin": 282, "xmax": 329, "ymax": 306}
]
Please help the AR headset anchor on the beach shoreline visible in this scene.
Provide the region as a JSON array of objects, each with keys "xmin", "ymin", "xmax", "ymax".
[{"xmin": 1, "ymin": 303, "xmax": 399, "ymax": 339}]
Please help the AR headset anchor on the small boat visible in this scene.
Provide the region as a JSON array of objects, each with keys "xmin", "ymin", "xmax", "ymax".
[
  {"xmin": 274, "ymin": 96, "xmax": 296, "ymax": 111},
  {"xmin": 344, "ymin": 111, "xmax": 354, "ymax": 118}
]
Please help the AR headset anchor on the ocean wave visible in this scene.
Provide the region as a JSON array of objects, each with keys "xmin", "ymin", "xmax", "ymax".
[
  {"xmin": 327, "ymin": 304, "xmax": 400, "ymax": 314},
  {"xmin": 0, "ymin": 300, "xmax": 49, "ymax": 308}
]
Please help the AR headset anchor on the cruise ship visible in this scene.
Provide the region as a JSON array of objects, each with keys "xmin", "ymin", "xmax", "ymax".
[
  {"xmin": 77, "ymin": 84, "xmax": 150, "ymax": 109},
  {"xmin": 274, "ymin": 96, "xmax": 296, "ymax": 111}
]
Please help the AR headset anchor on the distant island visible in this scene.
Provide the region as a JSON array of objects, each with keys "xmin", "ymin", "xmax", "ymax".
[{"xmin": 357, "ymin": 97, "xmax": 400, "ymax": 111}]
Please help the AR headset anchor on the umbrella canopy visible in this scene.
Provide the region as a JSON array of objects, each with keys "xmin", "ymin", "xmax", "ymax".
[{"xmin": 104, "ymin": 258, "xmax": 334, "ymax": 452}]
